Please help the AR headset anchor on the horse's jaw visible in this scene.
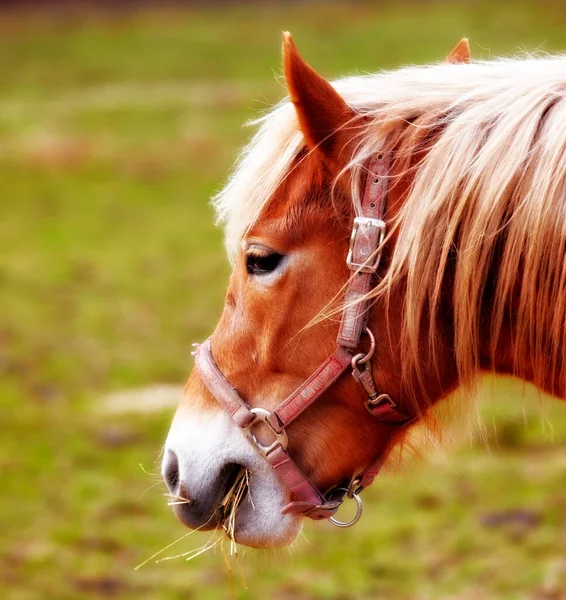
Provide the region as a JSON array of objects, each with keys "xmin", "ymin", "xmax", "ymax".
[{"xmin": 162, "ymin": 403, "xmax": 302, "ymax": 548}]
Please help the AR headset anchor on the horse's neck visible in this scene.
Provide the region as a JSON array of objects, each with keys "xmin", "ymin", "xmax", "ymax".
[{"xmin": 481, "ymin": 271, "xmax": 566, "ymax": 402}]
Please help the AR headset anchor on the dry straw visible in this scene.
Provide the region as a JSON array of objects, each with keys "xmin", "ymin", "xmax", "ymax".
[{"xmin": 136, "ymin": 468, "xmax": 251, "ymax": 598}]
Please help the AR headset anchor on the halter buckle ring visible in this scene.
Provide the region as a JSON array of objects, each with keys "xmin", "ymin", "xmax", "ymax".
[
  {"xmin": 328, "ymin": 488, "xmax": 364, "ymax": 528},
  {"xmin": 351, "ymin": 327, "xmax": 376, "ymax": 369},
  {"xmin": 243, "ymin": 408, "xmax": 288, "ymax": 457},
  {"xmin": 347, "ymin": 476, "xmax": 364, "ymax": 499}
]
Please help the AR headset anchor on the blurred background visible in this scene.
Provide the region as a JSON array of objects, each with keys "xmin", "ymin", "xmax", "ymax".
[{"xmin": 2, "ymin": 1, "xmax": 566, "ymax": 599}]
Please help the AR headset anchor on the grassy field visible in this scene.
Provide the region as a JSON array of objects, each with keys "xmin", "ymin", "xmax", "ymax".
[{"xmin": 2, "ymin": 2, "xmax": 566, "ymax": 599}]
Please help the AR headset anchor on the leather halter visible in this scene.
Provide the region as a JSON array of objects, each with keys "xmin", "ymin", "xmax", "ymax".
[{"xmin": 194, "ymin": 151, "xmax": 414, "ymax": 526}]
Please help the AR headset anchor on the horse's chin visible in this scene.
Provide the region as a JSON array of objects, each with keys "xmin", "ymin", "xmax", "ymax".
[
  {"xmin": 231, "ymin": 508, "xmax": 302, "ymax": 548},
  {"xmin": 229, "ymin": 474, "xmax": 303, "ymax": 548}
]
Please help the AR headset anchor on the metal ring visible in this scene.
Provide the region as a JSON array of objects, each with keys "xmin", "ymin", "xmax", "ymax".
[
  {"xmin": 351, "ymin": 327, "xmax": 376, "ymax": 369},
  {"xmin": 328, "ymin": 488, "xmax": 363, "ymax": 528}
]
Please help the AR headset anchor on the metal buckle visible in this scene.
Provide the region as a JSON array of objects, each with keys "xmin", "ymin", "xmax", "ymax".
[
  {"xmin": 346, "ymin": 217, "xmax": 386, "ymax": 273},
  {"xmin": 242, "ymin": 408, "xmax": 288, "ymax": 457}
]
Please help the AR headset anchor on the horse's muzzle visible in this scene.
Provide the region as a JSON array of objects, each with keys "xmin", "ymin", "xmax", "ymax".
[{"xmin": 163, "ymin": 449, "xmax": 244, "ymax": 530}]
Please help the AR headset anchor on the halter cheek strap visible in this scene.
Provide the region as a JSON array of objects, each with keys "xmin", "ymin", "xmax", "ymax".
[{"xmin": 194, "ymin": 151, "xmax": 416, "ymax": 526}]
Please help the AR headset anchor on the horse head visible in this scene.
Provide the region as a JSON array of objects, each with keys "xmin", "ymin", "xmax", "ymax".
[{"xmin": 162, "ymin": 35, "xmax": 566, "ymax": 547}]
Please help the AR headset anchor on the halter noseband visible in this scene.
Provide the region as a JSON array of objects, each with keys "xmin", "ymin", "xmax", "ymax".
[{"xmin": 193, "ymin": 151, "xmax": 414, "ymax": 527}]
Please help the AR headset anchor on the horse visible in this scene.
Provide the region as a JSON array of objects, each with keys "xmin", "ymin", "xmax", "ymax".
[{"xmin": 162, "ymin": 34, "xmax": 566, "ymax": 548}]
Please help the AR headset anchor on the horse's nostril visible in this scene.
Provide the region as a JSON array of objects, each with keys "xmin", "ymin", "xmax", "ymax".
[
  {"xmin": 163, "ymin": 457, "xmax": 249, "ymax": 531},
  {"xmin": 164, "ymin": 449, "xmax": 180, "ymax": 493}
]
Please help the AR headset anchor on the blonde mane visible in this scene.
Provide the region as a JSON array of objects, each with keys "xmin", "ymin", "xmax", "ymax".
[{"xmin": 214, "ymin": 54, "xmax": 566, "ymax": 399}]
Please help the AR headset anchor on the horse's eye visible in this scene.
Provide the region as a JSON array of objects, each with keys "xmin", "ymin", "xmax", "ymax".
[{"xmin": 245, "ymin": 252, "xmax": 284, "ymax": 276}]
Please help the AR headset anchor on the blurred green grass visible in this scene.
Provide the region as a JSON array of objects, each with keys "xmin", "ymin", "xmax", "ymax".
[{"xmin": 1, "ymin": 2, "xmax": 566, "ymax": 599}]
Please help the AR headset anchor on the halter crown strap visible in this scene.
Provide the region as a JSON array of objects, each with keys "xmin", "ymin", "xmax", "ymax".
[{"xmin": 337, "ymin": 152, "xmax": 390, "ymax": 348}]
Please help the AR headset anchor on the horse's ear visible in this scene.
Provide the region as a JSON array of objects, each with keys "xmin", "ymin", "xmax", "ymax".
[
  {"xmin": 282, "ymin": 31, "xmax": 357, "ymax": 169},
  {"xmin": 445, "ymin": 38, "xmax": 471, "ymax": 64}
]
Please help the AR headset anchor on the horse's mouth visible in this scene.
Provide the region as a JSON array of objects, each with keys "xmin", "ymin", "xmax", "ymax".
[
  {"xmin": 164, "ymin": 407, "xmax": 303, "ymax": 548},
  {"xmin": 220, "ymin": 467, "xmax": 251, "ymax": 539}
]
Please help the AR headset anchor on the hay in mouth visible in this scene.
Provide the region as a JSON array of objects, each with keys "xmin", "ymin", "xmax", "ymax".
[
  {"xmin": 221, "ymin": 467, "xmax": 251, "ymax": 552},
  {"xmin": 136, "ymin": 466, "xmax": 252, "ymax": 594}
]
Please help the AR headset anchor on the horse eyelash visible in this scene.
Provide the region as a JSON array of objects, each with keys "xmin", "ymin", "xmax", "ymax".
[
  {"xmin": 244, "ymin": 243, "xmax": 277, "ymax": 258},
  {"xmin": 245, "ymin": 251, "xmax": 285, "ymax": 275}
]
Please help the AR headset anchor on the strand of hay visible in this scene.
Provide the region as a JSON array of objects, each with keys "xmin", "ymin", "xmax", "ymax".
[{"xmin": 136, "ymin": 467, "xmax": 251, "ymax": 598}]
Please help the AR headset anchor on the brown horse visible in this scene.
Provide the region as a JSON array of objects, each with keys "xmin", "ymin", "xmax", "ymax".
[{"xmin": 162, "ymin": 34, "xmax": 566, "ymax": 547}]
